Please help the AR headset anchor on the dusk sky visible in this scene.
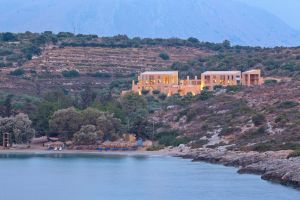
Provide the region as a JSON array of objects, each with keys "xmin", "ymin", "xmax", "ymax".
[{"xmin": 236, "ymin": 0, "xmax": 300, "ymax": 30}]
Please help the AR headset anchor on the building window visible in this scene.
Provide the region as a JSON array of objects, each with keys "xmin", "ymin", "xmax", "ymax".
[
  {"xmin": 220, "ymin": 75, "xmax": 226, "ymax": 85},
  {"xmin": 204, "ymin": 75, "xmax": 210, "ymax": 84}
]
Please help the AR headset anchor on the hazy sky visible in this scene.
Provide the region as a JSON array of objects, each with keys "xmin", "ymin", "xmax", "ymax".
[{"xmin": 236, "ymin": 0, "xmax": 300, "ymax": 30}]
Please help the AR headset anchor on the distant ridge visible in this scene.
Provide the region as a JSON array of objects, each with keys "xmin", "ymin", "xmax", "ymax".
[{"xmin": 0, "ymin": 0, "xmax": 300, "ymax": 47}]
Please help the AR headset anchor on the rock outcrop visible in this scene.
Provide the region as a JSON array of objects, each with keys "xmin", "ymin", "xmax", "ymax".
[{"xmin": 167, "ymin": 147, "xmax": 300, "ymax": 188}]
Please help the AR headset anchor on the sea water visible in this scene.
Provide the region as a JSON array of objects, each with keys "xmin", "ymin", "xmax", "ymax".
[{"xmin": 0, "ymin": 153, "xmax": 299, "ymax": 200}]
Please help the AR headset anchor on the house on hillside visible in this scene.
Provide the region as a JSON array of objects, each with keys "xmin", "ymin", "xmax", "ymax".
[
  {"xmin": 126, "ymin": 69, "xmax": 263, "ymax": 96},
  {"xmin": 131, "ymin": 71, "xmax": 201, "ymax": 96},
  {"xmin": 241, "ymin": 69, "xmax": 264, "ymax": 86},
  {"xmin": 201, "ymin": 69, "xmax": 263, "ymax": 90},
  {"xmin": 200, "ymin": 71, "xmax": 242, "ymax": 90}
]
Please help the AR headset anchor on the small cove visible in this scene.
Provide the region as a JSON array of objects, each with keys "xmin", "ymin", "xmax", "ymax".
[{"xmin": 0, "ymin": 153, "xmax": 299, "ymax": 200}]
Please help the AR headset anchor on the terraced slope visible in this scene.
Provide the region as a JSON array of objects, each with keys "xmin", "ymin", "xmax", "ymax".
[
  {"xmin": 0, "ymin": 45, "xmax": 212, "ymax": 94},
  {"xmin": 23, "ymin": 46, "xmax": 212, "ymax": 75}
]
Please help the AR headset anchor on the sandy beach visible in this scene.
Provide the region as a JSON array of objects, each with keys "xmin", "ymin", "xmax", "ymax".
[{"xmin": 0, "ymin": 149, "xmax": 168, "ymax": 157}]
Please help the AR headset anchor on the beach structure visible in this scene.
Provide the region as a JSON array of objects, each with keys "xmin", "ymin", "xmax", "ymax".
[
  {"xmin": 123, "ymin": 134, "xmax": 137, "ymax": 143},
  {"xmin": 129, "ymin": 69, "xmax": 263, "ymax": 95},
  {"xmin": 2, "ymin": 133, "xmax": 10, "ymax": 148}
]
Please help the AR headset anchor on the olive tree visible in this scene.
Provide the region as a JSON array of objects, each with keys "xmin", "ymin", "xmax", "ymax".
[
  {"xmin": 81, "ymin": 107, "xmax": 103, "ymax": 125},
  {"xmin": 50, "ymin": 107, "xmax": 124, "ymax": 142},
  {"xmin": 73, "ymin": 125, "xmax": 104, "ymax": 145},
  {"xmin": 0, "ymin": 113, "xmax": 35, "ymax": 144},
  {"xmin": 49, "ymin": 107, "xmax": 83, "ymax": 140},
  {"xmin": 96, "ymin": 112, "xmax": 123, "ymax": 140},
  {"xmin": 120, "ymin": 92, "xmax": 148, "ymax": 135}
]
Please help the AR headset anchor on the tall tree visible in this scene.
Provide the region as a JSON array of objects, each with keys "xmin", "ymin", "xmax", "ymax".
[
  {"xmin": 120, "ymin": 92, "xmax": 148, "ymax": 135},
  {"xmin": 3, "ymin": 94, "xmax": 13, "ymax": 117},
  {"xmin": 80, "ymin": 84, "xmax": 96, "ymax": 109},
  {"xmin": 49, "ymin": 107, "xmax": 83, "ymax": 140}
]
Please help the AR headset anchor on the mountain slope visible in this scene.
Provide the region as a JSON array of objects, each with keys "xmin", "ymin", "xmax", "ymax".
[{"xmin": 0, "ymin": 0, "xmax": 300, "ymax": 46}]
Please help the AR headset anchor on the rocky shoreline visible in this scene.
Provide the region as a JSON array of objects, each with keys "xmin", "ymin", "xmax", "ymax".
[{"xmin": 167, "ymin": 147, "xmax": 300, "ymax": 189}]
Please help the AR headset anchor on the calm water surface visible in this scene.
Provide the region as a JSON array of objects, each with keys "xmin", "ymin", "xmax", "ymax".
[{"xmin": 0, "ymin": 153, "xmax": 299, "ymax": 200}]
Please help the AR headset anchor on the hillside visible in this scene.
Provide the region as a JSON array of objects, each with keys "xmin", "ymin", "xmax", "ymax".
[
  {"xmin": 0, "ymin": 32, "xmax": 299, "ymax": 155},
  {"xmin": 1, "ymin": 0, "xmax": 300, "ymax": 46},
  {"xmin": 0, "ymin": 32, "xmax": 299, "ymax": 94},
  {"xmin": 23, "ymin": 46, "xmax": 211, "ymax": 75},
  {"xmin": 152, "ymin": 80, "xmax": 300, "ymax": 151}
]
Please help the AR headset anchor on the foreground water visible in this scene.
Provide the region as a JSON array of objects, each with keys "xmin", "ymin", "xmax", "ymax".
[{"xmin": 0, "ymin": 153, "xmax": 299, "ymax": 200}]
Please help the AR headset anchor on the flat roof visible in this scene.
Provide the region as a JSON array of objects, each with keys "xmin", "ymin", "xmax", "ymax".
[
  {"xmin": 202, "ymin": 71, "xmax": 241, "ymax": 75},
  {"xmin": 243, "ymin": 69, "xmax": 260, "ymax": 73},
  {"xmin": 141, "ymin": 71, "xmax": 178, "ymax": 75}
]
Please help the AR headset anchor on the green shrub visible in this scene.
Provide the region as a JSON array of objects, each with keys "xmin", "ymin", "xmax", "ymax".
[
  {"xmin": 264, "ymin": 79, "xmax": 278, "ymax": 85},
  {"xmin": 62, "ymin": 70, "xmax": 80, "ymax": 78},
  {"xmin": 254, "ymin": 126, "xmax": 266, "ymax": 135},
  {"xmin": 252, "ymin": 142, "xmax": 274, "ymax": 152},
  {"xmin": 197, "ymin": 90, "xmax": 214, "ymax": 101},
  {"xmin": 141, "ymin": 89, "xmax": 150, "ymax": 95},
  {"xmin": 1, "ymin": 32, "xmax": 17, "ymax": 41},
  {"xmin": 288, "ymin": 149, "xmax": 300, "ymax": 158},
  {"xmin": 147, "ymin": 145, "xmax": 164, "ymax": 151},
  {"xmin": 252, "ymin": 114, "xmax": 266, "ymax": 126},
  {"xmin": 275, "ymin": 114, "xmax": 288, "ymax": 123},
  {"xmin": 159, "ymin": 52, "xmax": 170, "ymax": 60},
  {"xmin": 30, "ymin": 69, "xmax": 37, "ymax": 74},
  {"xmin": 0, "ymin": 62, "xmax": 11, "ymax": 67},
  {"xmin": 152, "ymin": 90, "xmax": 160, "ymax": 95},
  {"xmin": 0, "ymin": 48, "xmax": 13, "ymax": 56},
  {"xmin": 190, "ymin": 139, "xmax": 208, "ymax": 149},
  {"xmin": 9, "ymin": 68, "xmax": 24, "ymax": 76},
  {"xmin": 6, "ymin": 54, "xmax": 23, "ymax": 62},
  {"xmin": 226, "ymin": 85, "xmax": 242, "ymax": 93},
  {"xmin": 253, "ymin": 142, "xmax": 300, "ymax": 153},
  {"xmin": 186, "ymin": 109, "xmax": 198, "ymax": 122},
  {"xmin": 187, "ymin": 37, "xmax": 200, "ymax": 43},
  {"xmin": 278, "ymin": 101, "xmax": 299, "ymax": 109},
  {"xmin": 243, "ymin": 126, "xmax": 266, "ymax": 139},
  {"xmin": 213, "ymin": 85, "xmax": 224, "ymax": 90},
  {"xmin": 220, "ymin": 126, "xmax": 241, "ymax": 136},
  {"xmin": 155, "ymin": 130, "xmax": 187, "ymax": 146},
  {"xmin": 158, "ymin": 93, "xmax": 167, "ymax": 100},
  {"xmin": 21, "ymin": 45, "xmax": 41, "ymax": 56},
  {"xmin": 90, "ymin": 72, "xmax": 112, "ymax": 78}
]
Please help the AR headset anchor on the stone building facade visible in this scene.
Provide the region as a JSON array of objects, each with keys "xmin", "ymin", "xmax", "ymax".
[{"xmin": 129, "ymin": 69, "xmax": 263, "ymax": 96}]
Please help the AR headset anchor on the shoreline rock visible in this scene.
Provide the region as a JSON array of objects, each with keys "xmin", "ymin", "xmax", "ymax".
[{"xmin": 167, "ymin": 147, "xmax": 300, "ymax": 189}]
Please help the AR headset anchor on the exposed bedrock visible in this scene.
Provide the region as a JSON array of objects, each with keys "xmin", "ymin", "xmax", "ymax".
[{"xmin": 169, "ymin": 147, "xmax": 300, "ymax": 188}]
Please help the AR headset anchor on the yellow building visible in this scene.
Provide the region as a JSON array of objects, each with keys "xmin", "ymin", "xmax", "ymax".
[
  {"xmin": 201, "ymin": 71, "xmax": 242, "ymax": 90},
  {"xmin": 242, "ymin": 69, "xmax": 264, "ymax": 86},
  {"xmin": 201, "ymin": 69, "xmax": 263, "ymax": 90},
  {"xmin": 130, "ymin": 69, "xmax": 263, "ymax": 95},
  {"xmin": 132, "ymin": 71, "xmax": 201, "ymax": 96}
]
